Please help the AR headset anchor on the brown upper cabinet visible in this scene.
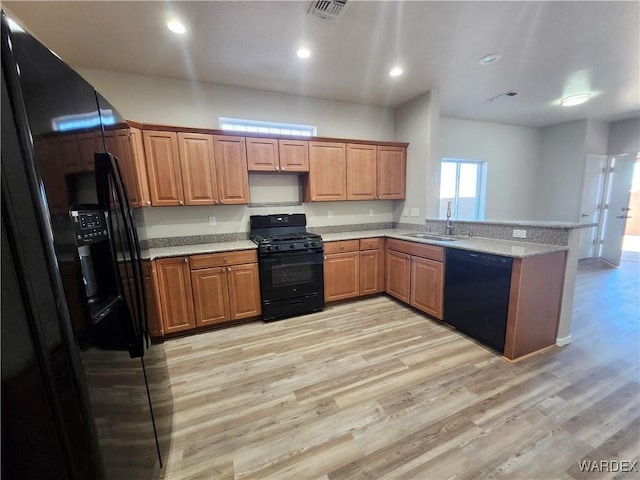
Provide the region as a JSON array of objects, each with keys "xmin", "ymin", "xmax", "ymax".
[
  {"xmin": 143, "ymin": 130, "xmax": 250, "ymax": 206},
  {"xmin": 304, "ymin": 141, "xmax": 347, "ymax": 201},
  {"xmin": 105, "ymin": 127, "xmax": 152, "ymax": 208},
  {"xmin": 278, "ymin": 139, "xmax": 309, "ymax": 172},
  {"xmin": 143, "ymin": 130, "xmax": 184, "ymax": 206},
  {"xmin": 247, "ymin": 137, "xmax": 309, "ymax": 173},
  {"xmin": 307, "ymin": 142, "xmax": 406, "ymax": 202},
  {"xmin": 213, "ymin": 135, "xmax": 250, "ymax": 205},
  {"xmin": 346, "ymin": 144, "xmax": 406, "ymax": 201},
  {"xmin": 178, "ymin": 132, "xmax": 218, "ymax": 205},
  {"xmin": 346, "ymin": 143, "xmax": 377, "ymax": 200},
  {"xmin": 377, "ymin": 146, "xmax": 406, "ymax": 200}
]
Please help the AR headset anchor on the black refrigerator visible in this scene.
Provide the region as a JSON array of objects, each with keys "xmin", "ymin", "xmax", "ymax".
[{"xmin": 1, "ymin": 12, "xmax": 172, "ymax": 480}]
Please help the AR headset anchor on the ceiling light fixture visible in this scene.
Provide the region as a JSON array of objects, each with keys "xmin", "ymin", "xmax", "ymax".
[
  {"xmin": 167, "ymin": 19, "xmax": 186, "ymax": 34},
  {"xmin": 297, "ymin": 47, "xmax": 311, "ymax": 59},
  {"xmin": 389, "ymin": 67, "xmax": 403, "ymax": 77},
  {"xmin": 560, "ymin": 93, "xmax": 591, "ymax": 107},
  {"xmin": 478, "ymin": 53, "xmax": 502, "ymax": 66}
]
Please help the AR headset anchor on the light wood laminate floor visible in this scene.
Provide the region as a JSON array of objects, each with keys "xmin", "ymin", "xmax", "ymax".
[{"xmin": 160, "ymin": 258, "xmax": 640, "ymax": 479}]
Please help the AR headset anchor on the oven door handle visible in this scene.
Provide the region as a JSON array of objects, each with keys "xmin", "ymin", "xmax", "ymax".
[{"xmin": 259, "ymin": 249, "xmax": 323, "ymax": 260}]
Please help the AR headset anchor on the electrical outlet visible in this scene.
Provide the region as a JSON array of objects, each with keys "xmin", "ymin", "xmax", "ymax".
[
  {"xmin": 208, "ymin": 216, "xmax": 216, "ymax": 226},
  {"xmin": 410, "ymin": 208, "xmax": 420, "ymax": 217},
  {"xmin": 327, "ymin": 211, "xmax": 333, "ymax": 219},
  {"xmin": 369, "ymin": 209, "xmax": 374, "ymax": 217},
  {"xmin": 403, "ymin": 208, "xmax": 409, "ymax": 217},
  {"xmin": 513, "ymin": 229, "xmax": 527, "ymax": 238}
]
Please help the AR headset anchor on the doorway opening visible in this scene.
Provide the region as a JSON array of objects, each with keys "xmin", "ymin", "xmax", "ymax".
[
  {"xmin": 599, "ymin": 152, "xmax": 639, "ymax": 266},
  {"xmin": 621, "ymin": 156, "xmax": 640, "ymax": 262}
]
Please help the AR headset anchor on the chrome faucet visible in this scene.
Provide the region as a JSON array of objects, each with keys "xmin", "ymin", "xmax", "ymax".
[{"xmin": 445, "ymin": 201, "xmax": 454, "ymax": 235}]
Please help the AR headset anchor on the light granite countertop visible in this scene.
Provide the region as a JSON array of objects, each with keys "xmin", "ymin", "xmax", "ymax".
[
  {"xmin": 143, "ymin": 240, "xmax": 257, "ymax": 260},
  {"xmin": 143, "ymin": 229, "xmax": 567, "ymax": 260},
  {"xmin": 424, "ymin": 218, "xmax": 597, "ymax": 229},
  {"xmin": 322, "ymin": 229, "xmax": 568, "ymax": 258}
]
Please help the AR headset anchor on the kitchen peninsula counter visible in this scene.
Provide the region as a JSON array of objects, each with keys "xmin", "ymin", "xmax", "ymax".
[
  {"xmin": 142, "ymin": 228, "xmax": 570, "ymax": 261},
  {"xmin": 320, "ymin": 229, "xmax": 568, "ymax": 258}
]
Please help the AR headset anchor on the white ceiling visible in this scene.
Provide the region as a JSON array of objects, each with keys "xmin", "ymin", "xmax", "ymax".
[{"xmin": 5, "ymin": 1, "xmax": 640, "ymax": 128}]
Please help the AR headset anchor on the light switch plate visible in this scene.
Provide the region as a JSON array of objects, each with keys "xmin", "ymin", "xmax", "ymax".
[
  {"xmin": 369, "ymin": 209, "xmax": 374, "ymax": 217},
  {"xmin": 403, "ymin": 208, "xmax": 409, "ymax": 217},
  {"xmin": 209, "ymin": 216, "xmax": 216, "ymax": 226},
  {"xmin": 410, "ymin": 208, "xmax": 420, "ymax": 217},
  {"xmin": 513, "ymin": 229, "xmax": 527, "ymax": 238},
  {"xmin": 328, "ymin": 211, "xmax": 333, "ymax": 218}
]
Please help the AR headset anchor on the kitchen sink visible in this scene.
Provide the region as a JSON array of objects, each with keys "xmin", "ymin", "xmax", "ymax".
[{"xmin": 406, "ymin": 233, "xmax": 458, "ymax": 242}]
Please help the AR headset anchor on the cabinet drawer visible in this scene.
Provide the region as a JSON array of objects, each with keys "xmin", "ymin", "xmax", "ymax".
[
  {"xmin": 386, "ymin": 239, "xmax": 444, "ymax": 262},
  {"xmin": 359, "ymin": 238, "xmax": 382, "ymax": 250},
  {"xmin": 324, "ymin": 240, "xmax": 360, "ymax": 255},
  {"xmin": 190, "ymin": 249, "xmax": 257, "ymax": 269}
]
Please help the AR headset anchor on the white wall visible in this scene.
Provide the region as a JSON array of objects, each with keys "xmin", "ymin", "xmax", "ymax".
[
  {"xmin": 438, "ymin": 117, "xmax": 541, "ymax": 220},
  {"xmin": 535, "ymin": 120, "xmax": 588, "ymax": 222},
  {"xmin": 608, "ymin": 117, "xmax": 640, "ymax": 154},
  {"xmin": 393, "ymin": 91, "xmax": 440, "ymax": 224},
  {"xmin": 77, "ymin": 68, "xmax": 397, "ymax": 238},
  {"xmin": 77, "ymin": 68, "xmax": 394, "ymax": 140}
]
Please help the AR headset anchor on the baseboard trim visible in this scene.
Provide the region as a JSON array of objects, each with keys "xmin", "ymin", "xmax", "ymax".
[{"xmin": 556, "ymin": 335, "xmax": 572, "ymax": 347}]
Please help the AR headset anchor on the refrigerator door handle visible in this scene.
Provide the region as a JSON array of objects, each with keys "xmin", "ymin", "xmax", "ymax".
[
  {"xmin": 95, "ymin": 152, "xmax": 146, "ymax": 357},
  {"xmin": 110, "ymin": 152, "xmax": 150, "ymax": 350}
]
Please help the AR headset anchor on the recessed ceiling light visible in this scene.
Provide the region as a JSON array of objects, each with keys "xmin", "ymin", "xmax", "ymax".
[
  {"xmin": 560, "ymin": 93, "xmax": 591, "ymax": 107},
  {"xmin": 167, "ymin": 19, "xmax": 186, "ymax": 34},
  {"xmin": 389, "ymin": 67, "xmax": 403, "ymax": 77},
  {"xmin": 297, "ymin": 48, "xmax": 311, "ymax": 59},
  {"xmin": 478, "ymin": 53, "xmax": 502, "ymax": 66}
]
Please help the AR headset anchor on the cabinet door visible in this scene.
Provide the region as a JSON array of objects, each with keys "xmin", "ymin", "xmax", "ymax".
[
  {"xmin": 324, "ymin": 252, "xmax": 359, "ymax": 302},
  {"xmin": 143, "ymin": 130, "xmax": 183, "ymax": 206},
  {"xmin": 410, "ymin": 257, "xmax": 443, "ymax": 319},
  {"xmin": 77, "ymin": 131, "xmax": 101, "ymax": 172},
  {"xmin": 129, "ymin": 128, "xmax": 152, "ymax": 207},
  {"xmin": 386, "ymin": 250, "xmax": 410, "ymax": 303},
  {"xmin": 278, "ymin": 139, "xmax": 309, "ymax": 172},
  {"xmin": 247, "ymin": 137, "xmax": 279, "ymax": 172},
  {"xmin": 178, "ymin": 132, "xmax": 218, "ymax": 205},
  {"xmin": 360, "ymin": 249, "xmax": 384, "ymax": 295},
  {"xmin": 307, "ymin": 142, "xmax": 346, "ymax": 201},
  {"xmin": 191, "ymin": 268, "xmax": 230, "ymax": 326},
  {"xmin": 377, "ymin": 146, "xmax": 406, "ymax": 200},
  {"xmin": 213, "ymin": 135, "xmax": 250, "ymax": 205},
  {"xmin": 105, "ymin": 128, "xmax": 141, "ymax": 208},
  {"xmin": 227, "ymin": 263, "xmax": 262, "ymax": 320},
  {"xmin": 347, "ymin": 143, "xmax": 377, "ymax": 200},
  {"xmin": 153, "ymin": 257, "xmax": 195, "ymax": 334}
]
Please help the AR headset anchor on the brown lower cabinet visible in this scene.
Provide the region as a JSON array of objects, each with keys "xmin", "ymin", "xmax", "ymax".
[
  {"xmin": 324, "ymin": 238, "xmax": 385, "ymax": 303},
  {"xmin": 152, "ymin": 250, "xmax": 261, "ymax": 337},
  {"xmin": 152, "ymin": 257, "xmax": 195, "ymax": 334},
  {"xmin": 385, "ymin": 239, "xmax": 444, "ymax": 320}
]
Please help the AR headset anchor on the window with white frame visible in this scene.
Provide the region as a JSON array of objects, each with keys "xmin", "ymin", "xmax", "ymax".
[
  {"xmin": 219, "ymin": 117, "xmax": 317, "ymax": 137},
  {"xmin": 439, "ymin": 158, "xmax": 486, "ymax": 220}
]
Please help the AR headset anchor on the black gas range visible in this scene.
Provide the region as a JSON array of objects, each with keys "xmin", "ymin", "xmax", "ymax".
[{"xmin": 250, "ymin": 214, "xmax": 324, "ymax": 321}]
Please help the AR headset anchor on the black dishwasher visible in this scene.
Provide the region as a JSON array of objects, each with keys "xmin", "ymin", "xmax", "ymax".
[{"xmin": 444, "ymin": 248, "xmax": 513, "ymax": 353}]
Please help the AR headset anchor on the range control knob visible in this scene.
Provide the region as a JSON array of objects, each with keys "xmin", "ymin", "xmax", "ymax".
[
  {"xmin": 290, "ymin": 243, "xmax": 296, "ymax": 249},
  {"xmin": 265, "ymin": 245, "xmax": 271, "ymax": 252},
  {"xmin": 304, "ymin": 242, "xmax": 310, "ymax": 248},
  {"xmin": 274, "ymin": 245, "xmax": 280, "ymax": 251},
  {"xmin": 310, "ymin": 241, "xmax": 316, "ymax": 247}
]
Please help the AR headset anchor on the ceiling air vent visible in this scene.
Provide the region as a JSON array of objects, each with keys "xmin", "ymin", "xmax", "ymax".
[
  {"xmin": 486, "ymin": 91, "xmax": 518, "ymax": 103},
  {"xmin": 308, "ymin": 0, "xmax": 348, "ymax": 22}
]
